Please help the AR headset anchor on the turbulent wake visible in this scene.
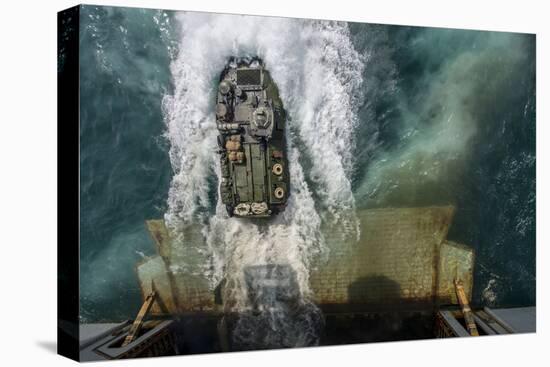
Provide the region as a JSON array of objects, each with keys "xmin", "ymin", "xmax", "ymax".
[{"xmin": 162, "ymin": 12, "xmax": 364, "ymax": 348}]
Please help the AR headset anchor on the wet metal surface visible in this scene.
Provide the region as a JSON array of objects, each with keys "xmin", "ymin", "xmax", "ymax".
[{"xmin": 137, "ymin": 206, "xmax": 474, "ymax": 315}]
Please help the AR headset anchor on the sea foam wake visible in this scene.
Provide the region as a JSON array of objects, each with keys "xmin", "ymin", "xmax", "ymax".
[{"xmin": 162, "ymin": 12, "xmax": 364, "ymax": 348}]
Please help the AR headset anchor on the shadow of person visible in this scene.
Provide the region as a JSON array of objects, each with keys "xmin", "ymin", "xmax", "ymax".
[{"xmin": 348, "ymin": 275, "xmax": 402, "ymax": 305}]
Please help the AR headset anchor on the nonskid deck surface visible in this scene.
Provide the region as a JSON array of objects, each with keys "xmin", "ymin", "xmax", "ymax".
[{"xmin": 137, "ymin": 206, "xmax": 473, "ymax": 315}]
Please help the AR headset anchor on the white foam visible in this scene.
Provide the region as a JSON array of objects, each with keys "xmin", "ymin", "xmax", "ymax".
[{"xmin": 163, "ymin": 12, "xmax": 364, "ymax": 346}]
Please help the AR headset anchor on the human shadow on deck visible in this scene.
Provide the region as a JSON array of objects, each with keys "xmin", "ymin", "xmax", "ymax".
[
  {"xmin": 320, "ymin": 275, "xmax": 433, "ymax": 344},
  {"xmin": 348, "ymin": 275, "xmax": 402, "ymax": 305}
]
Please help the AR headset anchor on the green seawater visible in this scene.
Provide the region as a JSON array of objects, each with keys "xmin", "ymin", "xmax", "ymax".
[
  {"xmin": 79, "ymin": 5, "xmax": 175, "ymax": 321},
  {"xmin": 78, "ymin": 6, "xmax": 535, "ymax": 322}
]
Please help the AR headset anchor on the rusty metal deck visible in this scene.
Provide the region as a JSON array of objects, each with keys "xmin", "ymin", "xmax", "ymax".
[{"xmin": 136, "ymin": 206, "xmax": 474, "ymax": 315}]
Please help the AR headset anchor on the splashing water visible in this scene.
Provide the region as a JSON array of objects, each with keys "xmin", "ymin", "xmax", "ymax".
[
  {"xmin": 77, "ymin": 6, "xmax": 535, "ymax": 325},
  {"xmin": 162, "ymin": 12, "xmax": 364, "ymax": 348}
]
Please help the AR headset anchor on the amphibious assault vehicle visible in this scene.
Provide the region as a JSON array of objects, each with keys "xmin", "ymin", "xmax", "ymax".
[{"xmin": 216, "ymin": 58, "xmax": 289, "ymax": 217}]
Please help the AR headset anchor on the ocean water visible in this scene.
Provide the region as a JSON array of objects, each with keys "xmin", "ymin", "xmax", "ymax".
[
  {"xmin": 78, "ymin": 3, "xmax": 535, "ymax": 335},
  {"xmin": 79, "ymin": 6, "xmax": 176, "ymax": 321}
]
